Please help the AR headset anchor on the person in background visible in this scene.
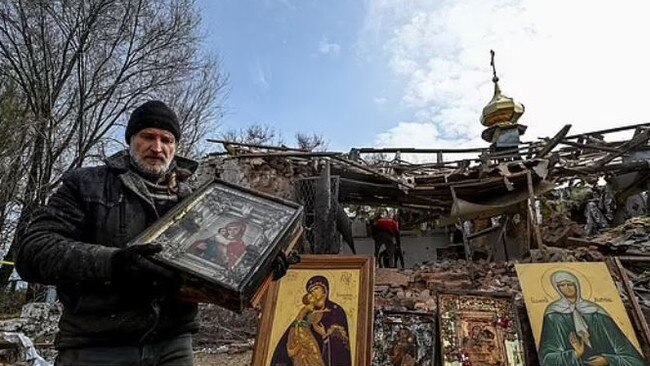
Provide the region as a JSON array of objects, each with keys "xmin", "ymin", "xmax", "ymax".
[{"xmin": 372, "ymin": 215, "xmax": 404, "ymax": 268}]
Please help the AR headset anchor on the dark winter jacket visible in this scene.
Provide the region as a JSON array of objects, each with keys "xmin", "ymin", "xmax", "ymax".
[{"xmin": 16, "ymin": 151, "xmax": 200, "ymax": 348}]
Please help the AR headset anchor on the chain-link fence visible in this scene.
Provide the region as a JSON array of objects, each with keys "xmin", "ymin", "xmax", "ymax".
[{"xmin": 295, "ymin": 175, "xmax": 340, "ymax": 253}]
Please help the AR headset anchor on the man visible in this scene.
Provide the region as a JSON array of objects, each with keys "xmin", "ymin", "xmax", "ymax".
[
  {"xmin": 372, "ymin": 216, "xmax": 403, "ymax": 268},
  {"xmin": 16, "ymin": 100, "xmax": 289, "ymax": 366}
]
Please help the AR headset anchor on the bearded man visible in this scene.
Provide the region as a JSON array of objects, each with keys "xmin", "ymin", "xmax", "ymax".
[{"xmin": 16, "ymin": 100, "xmax": 288, "ymax": 366}]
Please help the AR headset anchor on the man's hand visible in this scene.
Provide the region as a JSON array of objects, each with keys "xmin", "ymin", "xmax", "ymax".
[
  {"xmin": 111, "ymin": 244, "xmax": 178, "ymax": 286},
  {"xmin": 272, "ymin": 252, "xmax": 288, "ymax": 280},
  {"xmin": 569, "ymin": 331, "xmax": 585, "ymax": 359},
  {"xmin": 586, "ymin": 356, "xmax": 609, "ymax": 366}
]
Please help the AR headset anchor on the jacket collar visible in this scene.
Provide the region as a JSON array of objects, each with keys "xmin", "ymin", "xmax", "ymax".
[
  {"xmin": 105, "ymin": 150, "xmax": 199, "ymax": 175},
  {"xmin": 106, "ymin": 150, "xmax": 198, "ymax": 218}
]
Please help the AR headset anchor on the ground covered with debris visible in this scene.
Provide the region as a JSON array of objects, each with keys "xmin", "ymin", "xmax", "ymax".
[
  {"xmin": 4, "ymin": 243, "xmax": 647, "ymax": 365},
  {"xmin": 5, "ymin": 125, "xmax": 650, "ymax": 363},
  {"xmin": 194, "ymin": 350, "xmax": 252, "ymax": 366}
]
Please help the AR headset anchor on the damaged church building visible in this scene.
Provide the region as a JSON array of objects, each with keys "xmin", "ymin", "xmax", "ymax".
[{"xmin": 3, "ymin": 54, "xmax": 650, "ymax": 365}]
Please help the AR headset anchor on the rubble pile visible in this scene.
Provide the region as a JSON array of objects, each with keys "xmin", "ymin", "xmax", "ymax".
[
  {"xmin": 541, "ymin": 211, "xmax": 584, "ymax": 247},
  {"xmin": 590, "ymin": 216, "xmax": 650, "ymax": 255},
  {"xmin": 186, "ymin": 248, "xmax": 630, "ymax": 354},
  {"xmin": 2, "ymin": 250, "xmax": 646, "ymax": 362},
  {"xmin": 14, "ymin": 303, "xmax": 61, "ymax": 344},
  {"xmin": 373, "ymin": 261, "xmax": 543, "ymax": 363},
  {"xmin": 373, "ymin": 261, "xmax": 521, "ymax": 313},
  {"xmin": 0, "ymin": 303, "xmax": 61, "ymax": 364},
  {"xmin": 372, "ymin": 247, "xmax": 626, "ymax": 313},
  {"xmin": 370, "ymin": 253, "xmax": 650, "ymax": 365},
  {"xmin": 528, "ymin": 246, "xmax": 607, "ymax": 262}
]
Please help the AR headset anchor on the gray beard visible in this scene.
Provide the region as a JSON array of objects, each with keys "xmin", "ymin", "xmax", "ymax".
[{"xmin": 129, "ymin": 146, "xmax": 170, "ymax": 177}]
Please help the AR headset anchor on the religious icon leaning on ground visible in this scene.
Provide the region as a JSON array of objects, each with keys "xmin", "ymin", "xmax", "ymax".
[
  {"xmin": 271, "ymin": 275, "xmax": 351, "ymax": 366},
  {"xmin": 516, "ymin": 262, "xmax": 647, "ymax": 366},
  {"xmin": 252, "ymin": 255, "xmax": 374, "ymax": 366},
  {"xmin": 372, "ymin": 311, "xmax": 436, "ymax": 366},
  {"xmin": 438, "ymin": 292, "xmax": 526, "ymax": 366}
]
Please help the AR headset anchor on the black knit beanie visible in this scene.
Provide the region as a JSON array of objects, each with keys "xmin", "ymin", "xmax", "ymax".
[{"xmin": 125, "ymin": 100, "xmax": 181, "ymax": 143}]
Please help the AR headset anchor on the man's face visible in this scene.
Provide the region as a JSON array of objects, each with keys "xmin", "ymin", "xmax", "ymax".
[
  {"xmin": 129, "ymin": 128, "xmax": 176, "ymax": 176},
  {"xmin": 557, "ymin": 281, "xmax": 578, "ymax": 299}
]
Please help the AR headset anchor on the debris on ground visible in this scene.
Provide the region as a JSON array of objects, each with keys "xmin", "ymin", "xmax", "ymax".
[
  {"xmin": 194, "ymin": 304, "xmax": 258, "ymax": 354},
  {"xmin": 0, "ymin": 332, "xmax": 51, "ymax": 366},
  {"xmin": 589, "ymin": 216, "xmax": 650, "ymax": 255},
  {"xmin": 541, "ymin": 211, "xmax": 584, "ymax": 247}
]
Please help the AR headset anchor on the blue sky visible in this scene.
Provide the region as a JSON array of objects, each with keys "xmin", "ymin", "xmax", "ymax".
[
  {"xmin": 198, "ymin": 0, "xmax": 408, "ymax": 151},
  {"xmin": 198, "ymin": 0, "xmax": 650, "ymax": 154}
]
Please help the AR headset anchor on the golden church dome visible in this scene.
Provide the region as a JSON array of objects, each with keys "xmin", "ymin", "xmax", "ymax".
[{"xmin": 480, "ymin": 50, "xmax": 525, "ymax": 127}]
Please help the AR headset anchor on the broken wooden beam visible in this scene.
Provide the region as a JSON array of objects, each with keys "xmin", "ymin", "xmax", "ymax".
[
  {"xmin": 558, "ymin": 140, "xmax": 623, "ymax": 153},
  {"xmin": 207, "ymin": 139, "xmax": 310, "ymax": 152},
  {"xmin": 536, "ymin": 124, "xmax": 572, "ymax": 158},
  {"xmin": 331, "ymin": 155, "xmax": 415, "ymax": 189},
  {"xmin": 466, "ymin": 224, "xmax": 502, "ymax": 240},
  {"xmin": 612, "ymin": 257, "xmax": 650, "ymax": 349},
  {"xmin": 526, "ymin": 171, "xmax": 545, "ymax": 254},
  {"xmin": 564, "ymin": 122, "xmax": 650, "ymax": 140},
  {"xmin": 230, "ymin": 151, "xmax": 343, "ymax": 158},
  {"xmin": 353, "ymin": 147, "xmax": 486, "ymax": 154},
  {"xmin": 596, "ymin": 127, "xmax": 650, "ymax": 166}
]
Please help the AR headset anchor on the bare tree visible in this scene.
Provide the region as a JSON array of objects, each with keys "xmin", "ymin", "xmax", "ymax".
[
  {"xmin": 163, "ymin": 57, "xmax": 228, "ymax": 159},
  {"xmin": 364, "ymin": 152, "xmax": 389, "ymax": 166},
  {"xmin": 0, "ymin": 0, "xmax": 227, "ymax": 287},
  {"xmin": 295, "ymin": 132, "xmax": 328, "ymax": 151},
  {"xmin": 218, "ymin": 125, "xmax": 331, "ymax": 153},
  {"xmin": 219, "ymin": 123, "xmax": 284, "ymax": 146},
  {"xmin": 0, "ymin": 75, "xmax": 31, "ymax": 257}
]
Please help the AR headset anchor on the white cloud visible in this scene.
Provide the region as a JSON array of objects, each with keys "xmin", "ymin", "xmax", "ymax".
[
  {"xmin": 319, "ymin": 38, "xmax": 341, "ymax": 57},
  {"xmin": 373, "ymin": 96, "xmax": 388, "ymax": 105},
  {"xmin": 363, "ymin": 0, "xmax": 650, "ymax": 151},
  {"xmin": 374, "ymin": 121, "xmax": 484, "ymax": 163},
  {"xmin": 375, "ymin": 122, "xmax": 441, "ymax": 147}
]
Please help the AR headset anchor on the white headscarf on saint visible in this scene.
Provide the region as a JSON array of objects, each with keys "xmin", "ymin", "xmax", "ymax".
[{"xmin": 545, "ymin": 271, "xmax": 608, "ymax": 347}]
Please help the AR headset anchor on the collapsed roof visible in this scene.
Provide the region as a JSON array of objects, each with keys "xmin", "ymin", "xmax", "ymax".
[{"xmin": 205, "ymin": 122, "xmax": 650, "ymax": 224}]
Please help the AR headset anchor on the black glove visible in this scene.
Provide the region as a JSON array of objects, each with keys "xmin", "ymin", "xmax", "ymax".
[
  {"xmin": 111, "ymin": 244, "xmax": 178, "ymax": 287},
  {"xmin": 272, "ymin": 251, "xmax": 301, "ymax": 281}
]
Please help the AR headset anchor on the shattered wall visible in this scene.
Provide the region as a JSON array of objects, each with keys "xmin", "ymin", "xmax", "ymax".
[{"xmin": 196, "ymin": 156, "xmax": 311, "ymax": 202}]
